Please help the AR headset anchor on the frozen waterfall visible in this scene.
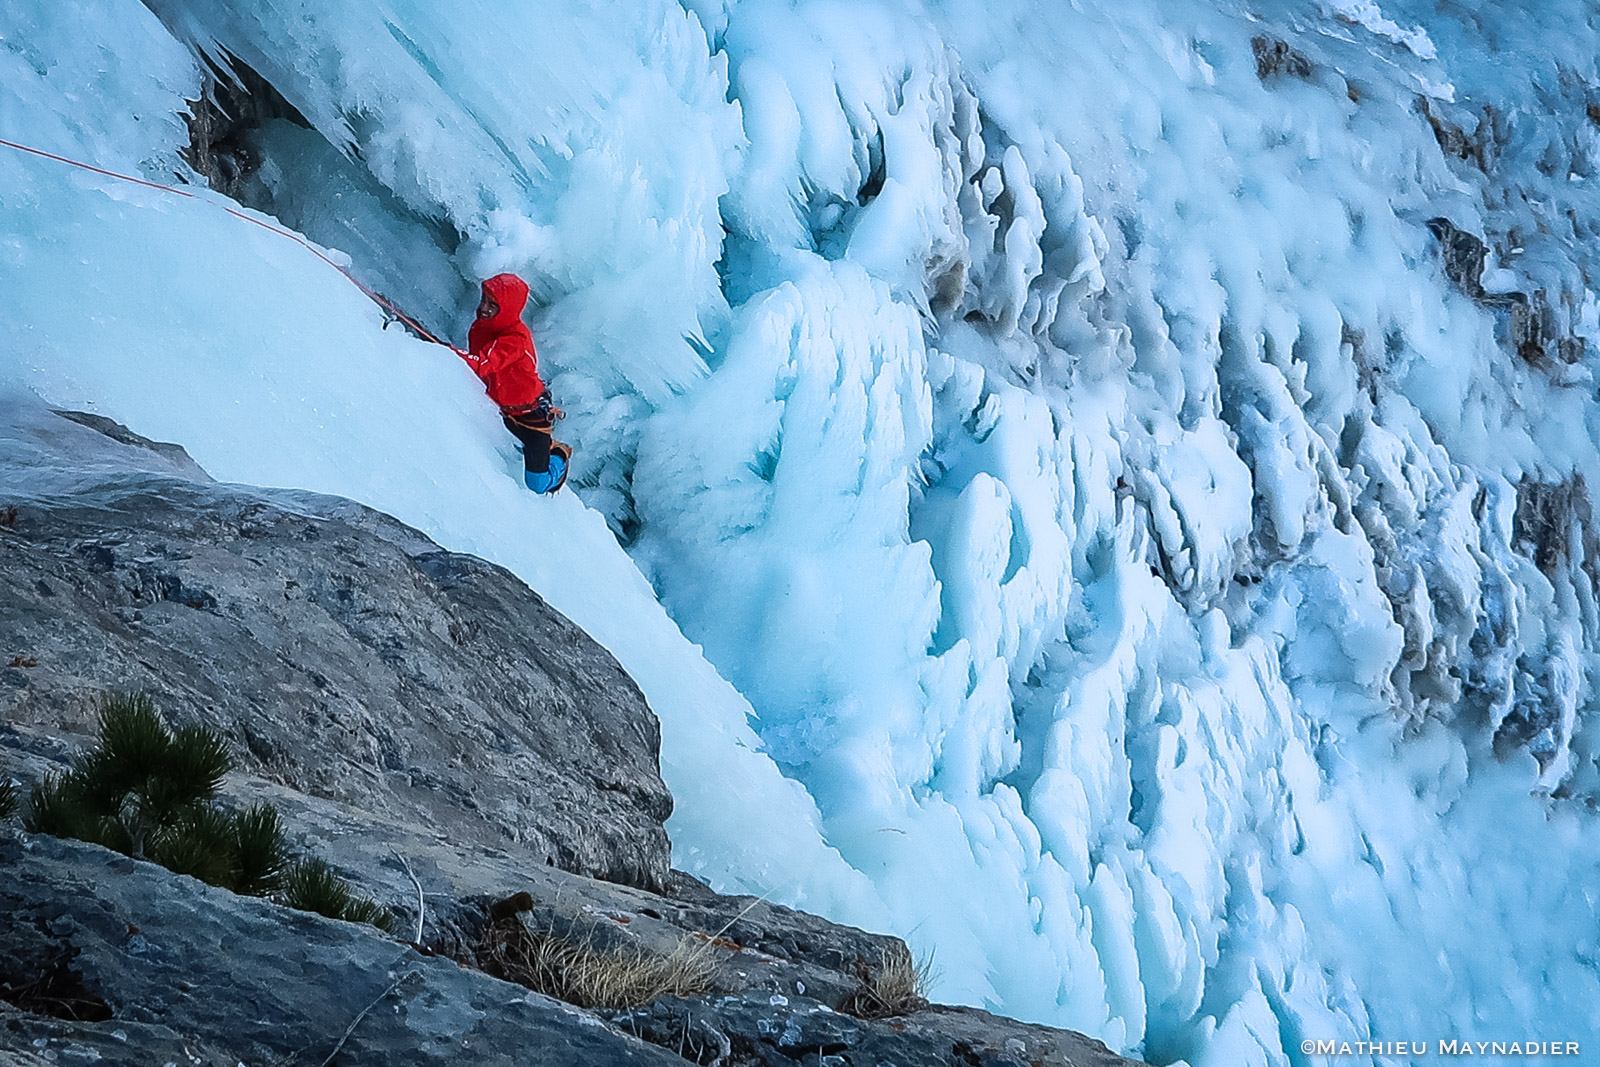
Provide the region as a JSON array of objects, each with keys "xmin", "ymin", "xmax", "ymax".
[{"xmin": 3, "ymin": 0, "xmax": 1598, "ymax": 1062}]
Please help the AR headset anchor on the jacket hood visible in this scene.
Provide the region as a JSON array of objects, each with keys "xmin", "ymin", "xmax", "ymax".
[{"xmin": 479, "ymin": 273, "xmax": 530, "ymax": 333}]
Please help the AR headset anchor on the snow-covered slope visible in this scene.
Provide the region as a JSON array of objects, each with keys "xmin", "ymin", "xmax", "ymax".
[{"xmin": 3, "ymin": 0, "xmax": 1599, "ymax": 1062}]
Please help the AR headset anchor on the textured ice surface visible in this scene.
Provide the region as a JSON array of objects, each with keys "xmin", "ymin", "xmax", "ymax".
[{"xmin": 2, "ymin": 0, "xmax": 1599, "ymax": 1063}]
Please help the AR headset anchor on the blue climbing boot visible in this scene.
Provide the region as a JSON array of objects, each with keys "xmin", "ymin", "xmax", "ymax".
[{"xmin": 524, "ymin": 446, "xmax": 569, "ymax": 494}]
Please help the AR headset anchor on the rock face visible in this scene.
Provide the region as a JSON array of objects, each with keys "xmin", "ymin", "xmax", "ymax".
[
  {"xmin": 1, "ymin": 819, "xmax": 1149, "ymax": 1067},
  {"xmin": 0, "ymin": 398, "xmax": 672, "ymax": 890},
  {"xmin": 0, "ymin": 398, "xmax": 1153, "ymax": 1067},
  {"xmin": 611, "ymin": 997, "xmax": 1138, "ymax": 1067},
  {"xmin": 1250, "ymin": 35, "xmax": 1312, "ymax": 81},
  {"xmin": 0, "ymin": 835, "xmax": 686, "ymax": 1067},
  {"xmin": 1424, "ymin": 217, "xmax": 1587, "ymax": 366}
]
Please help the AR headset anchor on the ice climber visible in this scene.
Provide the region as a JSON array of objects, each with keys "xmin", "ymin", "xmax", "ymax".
[{"xmin": 460, "ymin": 272, "xmax": 570, "ymax": 493}]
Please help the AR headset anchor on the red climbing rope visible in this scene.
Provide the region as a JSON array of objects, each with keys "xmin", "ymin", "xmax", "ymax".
[
  {"xmin": 214, "ymin": 204, "xmax": 454, "ymax": 348},
  {"xmin": 0, "ymin": 136, "xmax": 197, "ymax": 197},
  {"xmin": 0, "ymin": 135, "xmax": 461, "ymax": 352}
]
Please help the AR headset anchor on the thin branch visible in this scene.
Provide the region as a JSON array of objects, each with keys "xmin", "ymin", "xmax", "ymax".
[
  {"xmin": 389, "ymin": 848, "xmax": 426, "ymax": 944},
  {"xmin": 317, "ymin": 968, "xmax": 419, "ymax": 1067},
  {"xmin": 704, "ymin": 889, "xmax": 773, "ymax": 946}
]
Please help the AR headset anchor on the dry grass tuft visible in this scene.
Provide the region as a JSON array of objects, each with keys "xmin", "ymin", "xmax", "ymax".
[
  {"xmin": 476, "ymin": 918, "xmax": 715, "ymax": 1011},
  {"xmin": 838, "ymin": 942, "xmax": 933, "ymax": 1019}
]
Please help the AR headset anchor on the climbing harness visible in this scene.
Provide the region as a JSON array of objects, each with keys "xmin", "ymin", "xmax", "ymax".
[{"xmin": 0, "ymin": 135, "xmax": 457, "ymax": 351}]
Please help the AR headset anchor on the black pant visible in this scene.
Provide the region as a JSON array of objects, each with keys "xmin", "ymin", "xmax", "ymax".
[{"xmin": 503, "ymin": 411, "xmax": 553, "ymax": 474}]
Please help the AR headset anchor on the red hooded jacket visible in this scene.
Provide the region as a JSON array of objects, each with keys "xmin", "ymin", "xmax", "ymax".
[{"xmin": 462, "ymin": 273, "xmax": 545, "ymax": 413}]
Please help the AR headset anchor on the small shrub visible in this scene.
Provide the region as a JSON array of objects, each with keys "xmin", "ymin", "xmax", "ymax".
[
  {"xmin": 22, "ymin": 774, "xmax": 83, "ymax": 837},
  {"xmin": 146, "ymin": 805, "xmax": 240, "ymax": 887},
  {"xmin": 159, "ymin": 724, "xmax": 234, "ymax": 805},
  {"xmin": 282, "ymin": 857, "xmax": 351, "ymax": 916},
  {"xmin": 26, "ymin": 694, "xmax": 234, "ymax": 859},
  {"xmin": 23, "ymin": 692, "xmax": 391, "ymax": 931},
  {"xmin": 231, "ymin": 804, "xmax": 291, "ymax": 896},
  {"xmin": 338, "ymin": 896, "xmax": 399, "ymax": 933},
  {"xmin": 0, "ymin": 781, "xmax": 16, "ymax": 820},
  {"xmin": 477, "ymin": 918, "xmax": 714, "ymax": 1011},
  {"xmin": 838, "ymin": 943, "xmax": 933, "ymax": 1019},
  {"xmin": 283, "ymin": 858, "xmax": 396, "ymax": 933},
  {"xmin": 26, "ymin": 771, "xmax": 135, "ymax": 853}
]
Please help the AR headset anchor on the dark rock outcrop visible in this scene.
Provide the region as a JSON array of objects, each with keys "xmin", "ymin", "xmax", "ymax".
[
  {"xmin": 1513, "ymin": 475, "xmax": 1595, "ymax": 577},
  {"xmin": 610, "ymin": 996, "xmax": 1137, "ymax": 1067},
  {"xmin": 0, "ymin": 399, "xmax": 672, "ymax": 891},
  {"xmin": 0, "ymin": 823, "xmax": 1151, "ymax": 1067},
  {"xmin": 1424, "ymin": 219, "xmax": 1588, "ymax": 366},
  {"xmin": 1, "ymin": 835, "xmax": 686, "ymax": 1067},
  {"xmin": 183, "ymin": 49, "xmax": 312, "ymax": 199},
  {"xmin": 1426, "ymin": 217, "xmax": 1490, "ymax": 299},
  {"xmin": 1251, "ymin": 35, "xmax": 1312, "ymax": 81},
  {"xmin": 1417, "ymin": 98, "xmax": 1493, "ymax": 171}
]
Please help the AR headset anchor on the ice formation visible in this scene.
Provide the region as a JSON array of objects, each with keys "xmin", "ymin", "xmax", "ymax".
[{"xmin": 3, "ymin": 0, "xmax": 1599, "ymax": 1062}]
